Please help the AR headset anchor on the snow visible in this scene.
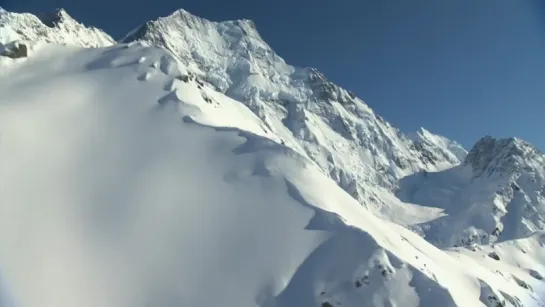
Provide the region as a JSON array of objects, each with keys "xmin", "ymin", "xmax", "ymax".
[
  {"xmin": 119, "ymin": 9, "xmax": 467, "ymax": 225},
  {"xmin": 408, "ymin": 127, "xmax": 468, "ymax": 163},
  {"xmin": 0, "ymin": 9, "xmax": 113, "ymax": 47},
  {"xmin": 1, "ymin": 6, "xmax": 545, "ymax": 307},
  {"xmin": 397, "ymin": 136, "xmax": 545, "ymax": 248},
  {"xmin": 0, "ymin": 25, "xmax": 18, "ymax": 45},
  {"xmin": 0, "ymin": 40, "xmax": 542, "ymax": 307}
]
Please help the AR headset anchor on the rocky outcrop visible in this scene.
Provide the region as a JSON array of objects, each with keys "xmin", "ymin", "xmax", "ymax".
[{"xmin": 0, "ymin": 41, "xmax": 27, "ymax": 58}]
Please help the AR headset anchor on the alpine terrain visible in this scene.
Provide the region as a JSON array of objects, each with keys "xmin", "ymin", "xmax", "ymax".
[{"xmin": 0, "ymin": 7, "xmax": 544, "ymax": 307}]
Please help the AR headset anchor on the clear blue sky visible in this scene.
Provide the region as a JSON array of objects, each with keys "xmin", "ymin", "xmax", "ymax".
[{"xmin": 5, "ymin": 0, "xmax": 545, "ymax": 150}]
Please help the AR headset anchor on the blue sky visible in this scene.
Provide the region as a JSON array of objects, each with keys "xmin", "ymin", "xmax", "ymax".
[{"xmin": 5, "ymin": 0, "xmax": 545, "ymax": 150}]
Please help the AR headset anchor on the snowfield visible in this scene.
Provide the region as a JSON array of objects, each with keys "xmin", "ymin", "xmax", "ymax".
[{"xmin": 1, "ymin": 7, "xmax": 545, "ymax": 307}]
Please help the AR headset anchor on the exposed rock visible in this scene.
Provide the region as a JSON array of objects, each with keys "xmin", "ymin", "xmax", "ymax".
[
  {"xmin": 529, "ymin": 269, "xmax": 543, "ymax": 280},
  {"xmin": 1, "ymin": 42, "xmax": 28, "ymax": 58},
  {"xmin": 487, "ymin": 252, "xmax": 500, "ymax": 261}
]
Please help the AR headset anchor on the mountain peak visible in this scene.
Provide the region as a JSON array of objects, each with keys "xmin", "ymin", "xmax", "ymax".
[
  {"xmin": 464, "ymin": 135, "xmax": 543, "ymax": 177},
  {"xmin": 165, "ymin": 8, "xmax": 203, "ymax": 24},
  {"xmin": 415, "ymin": 127, "xmax": 432, "ymax": 136},
  {"xmin": 37, "ymin": 8, "xmax": 73, "ymax": 28},
  {"xmin": 168, "ymin": 8, "xmax": 257, "ymax": 29},
  {"xmin": 408, "ymin": 127, "xmax": 467, "ymax": 164},
  {"xmin": 118, "ymin": 8, "xmax": 467, "ymax": 222},
  {"xmin": 121, "ymin": 8, "xmax": 261, "ymax": 45},
  {"xmin": 0, "ymin": 8, "xmax": 114, "ymax": 47}
]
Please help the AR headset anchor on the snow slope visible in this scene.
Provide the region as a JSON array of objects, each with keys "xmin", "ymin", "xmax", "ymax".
[
  {"xmin": 0, "ymin": 40, "xmax": 542, "ymax": 307},
  {"xmin": 397, "ymin": 136, "xmax": 545, "ymax": 248},
  {"xmin": 119, "ymin": 9, "xmax": 466, "ymax": 224},
  {"xmin": 0, "ymin": 8, "xmax": 113, "ymax": 47},
  {"xmin": 446, "ymin": 231, "xmax": 545, "ymax": 307},
  {"xmin": 3, "ymin": 7, "xmax": 545, "ymax": 306}
]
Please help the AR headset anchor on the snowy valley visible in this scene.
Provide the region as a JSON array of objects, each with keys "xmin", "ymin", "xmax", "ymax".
[{"xmin": 1, "ymin": 7, "xmax": 545, "ymax": 307}]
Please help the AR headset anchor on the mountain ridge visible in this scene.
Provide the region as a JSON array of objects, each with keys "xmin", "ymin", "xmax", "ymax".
[
  {"xmin": 0, "ymin": 7, "xmax": 114, "ymax": 47},
  {"xmin": 408, "ymin": 127, "xmax": 467, "ymax": 164},
  {"xmin": 115, "ymin": 8, "xmax": 468, "ymax": 223}
]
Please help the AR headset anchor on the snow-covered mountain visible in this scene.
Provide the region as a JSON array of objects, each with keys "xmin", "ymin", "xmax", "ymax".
[
  {"xmin": 2, "ymin": 7, "xmax": 545, "ymax": 307},
  {"xmin": 0, "ymin": 34, "xmax": 543, "ymax": 307},
  {"xmin": 0, "ymin": 7, "xmax": 469, "ymax": 224},
  {"xmin": 118, "ymin": 9, "xmax": 468, "ymax": 224},
  {"xmin": 0, "ymin": 8, "xmax": 113, "ymax": 47},
  {"xmin": 398, "ymin": 136, "xmax": 545, "ymax": 248}
]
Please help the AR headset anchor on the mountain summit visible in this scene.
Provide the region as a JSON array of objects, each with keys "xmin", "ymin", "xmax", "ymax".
[
  {"xmin": 37, "ymin": 8, "xmax": 72, "ymax": 28},
  {"xmin": 465, "ymin": 136, "xmax": 544, "ymax": 179},
  {"xmin": 0, "ymin": 8, "xmax": 113, "ymax": 47}
]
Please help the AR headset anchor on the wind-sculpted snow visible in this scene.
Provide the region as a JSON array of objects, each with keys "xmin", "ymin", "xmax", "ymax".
[{"xmin": 0, "ymin": 41, "xmax": 541, "ymax": 307}]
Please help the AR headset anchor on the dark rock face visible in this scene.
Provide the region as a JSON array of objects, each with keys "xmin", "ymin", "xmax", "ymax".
[
  {"xmin": 1, "ymin": 42, "xmax": 28, "ymax": 58},
  {"xmin": 487, "ymin": 252, "xmax": 500, "ymax": 261}
]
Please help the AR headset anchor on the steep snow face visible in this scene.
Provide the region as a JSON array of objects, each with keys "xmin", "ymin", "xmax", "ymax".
[
  {"xmin": 119, "ymin": 10, "xmax": 462, "ymax": 223},
  {"xmin": 0, "ymin": 9, "xmax": 113, "ymax": 47},
  {"xmin": 408, "ymin": 127, "xmax": 467, "ymax": 164},
  {"xmin": 397, "ymin": 136, "xmax": 545, "ymax": 248},
  {"xmin": 0, "ymin": 41, "xmax": 526, "ymax": 307}
]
